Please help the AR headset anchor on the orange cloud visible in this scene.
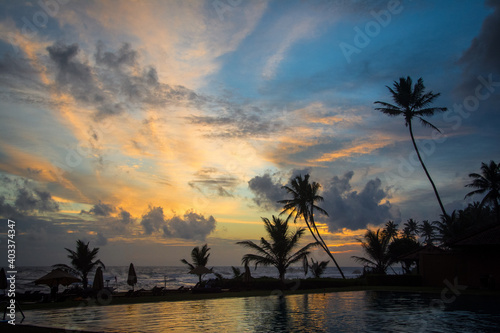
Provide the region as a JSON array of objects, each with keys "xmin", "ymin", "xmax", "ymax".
[{"xmin": 311, "ymin": 136, "xmax": 393, "ymax": 163}]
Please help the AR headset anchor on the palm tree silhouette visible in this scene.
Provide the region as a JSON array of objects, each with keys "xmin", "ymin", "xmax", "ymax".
[
  {"xmin": 375, "ymin": 76, "xmax": 448, "ymax": 217},
  {"xmin": 53, "ymin": 240, "xmax": 105, "ymax": 289},
  {"xmin": 434, "ymin": 211, "xmax": 462, "ymax": 244},
  {"xmin": 402, "ymin": 218, "xmax": 419, "ymax": 239},
  {"xmin": 465, "ymin": 160, "xmax": 500, "ymax": 223},
  {"xmin": 382, "ymin": 220, "xmax": 399, "ymax": 241},
  {"xmin": 181, "ymin": 244, "xmax": 211, "ymax": 283},
  {"xmin": 419, "ymin": 220, "xmax": 436, "ymax": 245},
  {"xmin": 352, "ymin": 229, "xmax": 394, "ymax": 275},
  {"xmin": 278, "ymin": 174, "xmax": 346, "ymax": 279},
  {"xmin": 237, "ymin": 216, "xmax": 317, "ymax": 285},
  {"xmin": 307, "ymin": 258, "xmax": 329, "ymax": 278}
]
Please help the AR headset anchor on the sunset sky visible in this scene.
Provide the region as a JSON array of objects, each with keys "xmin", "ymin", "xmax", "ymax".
[{"xmin": 1, "ymin": 0, "xmax": 499, "ymax": 268}]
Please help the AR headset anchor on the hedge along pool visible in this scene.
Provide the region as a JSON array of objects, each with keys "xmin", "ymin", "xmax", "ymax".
[{"xmin": 20, "ymin": 291, "xmax": 500, "ymax": 332}]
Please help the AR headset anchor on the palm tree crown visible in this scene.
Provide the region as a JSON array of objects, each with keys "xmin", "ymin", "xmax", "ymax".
[
  {"xmin": 306, "ymin": 258, "xmax": 329, "ymax": 278},
  {"xmin": 465, "ymin": 160, "xmax": 500, "ymax": 223},
  {"xmin": 237, "ymin": 216, "xmax": 318, "ymax": 284},
  {"xmin": 352, "ymin": 229, "xmax": 394, "ymax": 275},
  {"xmin": 181, "ymin": 244, "xmax": 211, "ymax": 283},
  {"xmin": 53, "ymin": 240, "xmax": 105, "ymax": 289},
  {"xmin": 278, "ymin": 174, "xmax": 346, "ymax": 279},
  {"xmin": 375, "ymin": 76, "xmax": 448, "ymax": 217},
  {"xmin": 382, "ymin": 220, "xmax": 399, "ymax": 241},
  {"xmin": 419, "ymin": 220, "xmax": 436, "ymax": 245},
  {"xmin": 402, "ymin": 218, "xmax": 419, "ymax": 239}
]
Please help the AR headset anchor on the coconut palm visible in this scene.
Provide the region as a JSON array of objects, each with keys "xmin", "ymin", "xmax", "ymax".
[
  {"xmin": 307, "ymin": 258, "xmax": 329, "ymax": 278},
  {"xmin": 278, "ymin": 174, "xmax": 346, "ymax": 279},
  {"xmin": 419, "ymin": 220, "xmax": 436, "ymax": 245},
  {"xmin": 352, "ymin": 229, "xmax": 394, "ymax": 275},
  {"xmin": 434, "ymin": 211, "xmax": 472, "ymax": 245},
  {"xmin": 402, "ymin": 218, "xmax": 419, "ymax": 239},
  {"xmin": 465, "ymin": 160, "xmax": 500, "ymax": 223},
  {"xmin": 375, "ymin": 76, "xmax": 448, "ymax": 217},
  {"xmin": 181, "ymin": 244, "xmax": 211, "ymax": 283},
  {"xmin": 382, "ymin": 220, "xmax": 399, "ymax": 241},
  {"xmin": 237, "ymin": 216, "xmax": 318, "ymax": 284},
  {"xmin": 53, "ymin": 240, "xmax": 105, "ymax": 289}
]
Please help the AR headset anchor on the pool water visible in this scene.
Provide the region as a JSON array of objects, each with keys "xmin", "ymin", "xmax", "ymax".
[{"xmin": 20, "ymin": 291, "xmax": 500, "ymax": 332}]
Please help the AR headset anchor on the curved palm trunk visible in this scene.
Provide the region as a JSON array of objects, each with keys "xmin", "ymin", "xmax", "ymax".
[
  {"xmin": 309, "ymin": 212, "xmax": 346, "ymax": 279},
  {"xmin": 408, "ymin": 121, "xmax": 447, "ymax": 217}
]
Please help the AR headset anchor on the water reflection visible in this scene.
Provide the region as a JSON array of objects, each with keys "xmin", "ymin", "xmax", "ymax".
[{"xmin": 22, "ymin": 291, "xmax": 500, "ymax": 332}]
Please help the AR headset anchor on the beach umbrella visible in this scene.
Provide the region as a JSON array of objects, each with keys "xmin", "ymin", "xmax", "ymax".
[
  {"xmin": 189, "ymin": 265, "xmax": 213, "ymax": 275},
  {"xmin": 34, "ymin": 269, "xmax": 81, "ymax": 287},
  {"xmin": 0, "ymin": 268, "xmax": 7, "ymax": 294},
  {"xmin": 92, "ymin": 267, "xmax": 104, "ymax": 291},
  {"xmin": 189, "ymin": 266, "xmax": 213, "ymax": 283},
  {"xmin": 127, "ymin": 263, "xmax": 137, "ymax": 291}
]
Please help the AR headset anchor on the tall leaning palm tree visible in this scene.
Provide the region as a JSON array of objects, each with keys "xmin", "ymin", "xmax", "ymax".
[
  {"xmin": 278, "ymin": 174, "xmax": 346, "ymax": 279},
  {"xmin": 465, "ymin": 160, "xmax": 500, "ymax": 223},
  {"xmin": 181, "ymin": 244, "xmax": 211, "ymax": 283},
  {"xmin": 53, "ymin": 240, "xmax": 105, "ymax": 289},
  {"xmin": 237, "ymin": 216, "xmax": 317, "ymax": 285},
  {"xmin": 375, "ymin": 77, "xmax": 448, "ymax": 217}
]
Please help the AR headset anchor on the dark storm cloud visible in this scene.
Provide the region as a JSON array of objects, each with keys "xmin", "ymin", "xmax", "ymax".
[
  {"xmin": 140, "ymin": 205, "xmax": 166, "ymax": 235},
  {"xmin": 95, "ymin": 42, "xmax": 137, "ymax": 69},
  {"xmin": 163, "ymin": 211, "xmax": 216, "ymax": 241},
  {"xmin": 140, "ymin": 206, "xmax": 216, "ymax": 240},
  {"xmin": 43, "ymin": 41, "xmax": 205, "ymax": 121},
  {"xmin": 47, "ymin": 42, "xmax": 95, "ymax": 101},
  {"xmin": 248, "ymin": 173, "xmax": 284, "ymax": 211},
  {"xmin": 187, "ymin": 104, "xmax": 285, "ymax": 139},
  {"xmin": 188, "ymin": 168, "xmax": 239, "ymax": 197},
  {"xmin": 80, "ymin": 201, "xmax": 116, "ymax": 216},
  {"xmin": 0, "ymin": 176, "xmax": 59, "ymax": 216},
  {"xmin": 247, "ymin": 168, "xmax": 312, "ymax": 211},
  {"xmin": 321, "ymin": 171, "xmax": 399, "ymax": 231},
  {"xmin": 119, "ymin": 208, "xmax": 133, "ymax": 224}
]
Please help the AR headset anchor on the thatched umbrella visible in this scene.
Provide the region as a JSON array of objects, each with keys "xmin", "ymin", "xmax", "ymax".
[
  {"xmin": 189, "ymin": 266, "xmax": 212, "ymax": 283},
  {"xmin": 34, "ymin": 269, "xmax": 81, "ymax": 287},
  {"xmin": 127, "ymin": 263, "xmax": 137, "ymax": 291},
  {"xmin": 34, "ymin": 269, "xmax": 81, "ymax": 298},
  {"xmin": 92, "ymin": 267, "xmax": 104, "ymax": 291}
]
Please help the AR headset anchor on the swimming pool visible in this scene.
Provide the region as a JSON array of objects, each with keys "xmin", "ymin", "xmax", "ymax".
[{"xmin": 20, "ymin": 291, "xmax": 500, "ymax": 332}]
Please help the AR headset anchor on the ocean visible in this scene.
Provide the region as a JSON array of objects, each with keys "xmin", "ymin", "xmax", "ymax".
[{"xmin": 10, "ymin": 266, "xmax": 368, "ymax": 294}]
